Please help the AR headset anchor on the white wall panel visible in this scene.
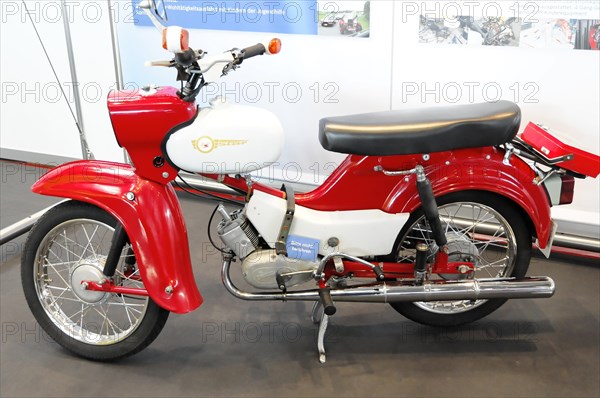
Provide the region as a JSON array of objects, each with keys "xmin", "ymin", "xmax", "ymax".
[
  {"xmin": 0, "ymin": 0, "xmax": 124, "ymax": 162},
  {"xmin": 1, "ymin": 1, "xmax": 82, "ymax": 159}
]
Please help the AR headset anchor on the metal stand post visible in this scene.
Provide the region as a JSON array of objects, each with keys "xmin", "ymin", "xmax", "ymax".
[
  {"xmin": 61, "ymin": 0, "xmax": 94, "ymax": 160},
  {"xmin": 107, "ymin": 0, "xmax": 131, "ymax": 164}
]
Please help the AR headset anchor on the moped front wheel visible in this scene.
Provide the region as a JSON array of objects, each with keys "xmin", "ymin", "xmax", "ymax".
[
  {"xmin": 21, "ymin": 201, "xmax": 169, "ymax": 361},
  {"xmin": 389, "ymin": 191, "xmax": 532, "ymax": 327}
]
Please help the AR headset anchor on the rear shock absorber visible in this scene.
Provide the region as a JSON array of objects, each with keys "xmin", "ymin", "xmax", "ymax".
[{"xmin": 415, "ymin": 165, "xmax": 448, "ymax": 248}]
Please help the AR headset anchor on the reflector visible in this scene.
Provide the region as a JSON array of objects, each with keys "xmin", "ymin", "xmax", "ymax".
[{"xmin": 559, "ymin": 175, "xmax": 575, "ymax": 205}]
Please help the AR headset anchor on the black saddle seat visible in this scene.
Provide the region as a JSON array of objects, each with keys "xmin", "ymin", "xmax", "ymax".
[{"xmin": 319, "ymin": 101, "xmax": 521, "ymax": 156}]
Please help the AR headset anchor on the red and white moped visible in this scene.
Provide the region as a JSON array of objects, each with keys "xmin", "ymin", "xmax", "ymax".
[{"xmin": 21, "ymin": 1, "xmax": 600, "ymax": 362}]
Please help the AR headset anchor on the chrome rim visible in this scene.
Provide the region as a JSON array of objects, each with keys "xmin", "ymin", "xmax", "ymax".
[
  {"xmin": 33, "ymin": 219, "xmax": 148, "ymax": 345},
  {"xmin": 397, "ymin": 202, "xmax": 518, "ymax": 314}
]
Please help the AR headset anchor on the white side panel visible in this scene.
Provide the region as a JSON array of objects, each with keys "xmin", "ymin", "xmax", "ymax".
[
  {"xmin": 165, "ymin": 98, "xmax": 284, "ymax": 174},
  {"xmin": 246, "ymin": 190, "xmax": 409, "ymax": 257}
]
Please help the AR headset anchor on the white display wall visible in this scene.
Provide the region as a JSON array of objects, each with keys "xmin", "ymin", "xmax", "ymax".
[{"xmin": 1, "ymin": 0, "xmax": 598, "ymax": 235}]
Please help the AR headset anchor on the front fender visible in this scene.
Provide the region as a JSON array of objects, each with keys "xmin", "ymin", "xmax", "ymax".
[
  {"xmin": 384, "ymin": 148, "xmax": 553, "ymax": 248},
  {"xmin": 32, "ymin": 160, "xmax": 203, "ymax": 314}
]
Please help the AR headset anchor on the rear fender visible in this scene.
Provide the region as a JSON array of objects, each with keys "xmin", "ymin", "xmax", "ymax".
[
  {"xmin": 384, "ymin": 148, "xmax": 554, "ymax": 249},
  {"xmin": 31, "ymin": 160, "xmax": 203, "ymax": 314}
]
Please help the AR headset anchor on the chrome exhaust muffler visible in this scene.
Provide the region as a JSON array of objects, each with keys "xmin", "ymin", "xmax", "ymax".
[
  {"xmin": 222, "ymin": 259, "xmax": 555, "ymax": 303},
  {"xmin": 328, "ymin": 277, "xmax": 555, "ymax": 303}
]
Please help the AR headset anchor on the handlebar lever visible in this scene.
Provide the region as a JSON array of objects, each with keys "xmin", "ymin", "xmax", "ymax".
[{"xmin": 145, "ymin": 60, "xmax": 174, "ymax": 67}]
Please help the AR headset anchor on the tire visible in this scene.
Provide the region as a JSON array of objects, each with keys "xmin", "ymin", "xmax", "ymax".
[
  {"xmin": 389, "ymin": 191, "xmax": 532, "ymax": 327},
  {"xmin": 21, "ymin": 201, "xmax": 169, "ymax": 361}
]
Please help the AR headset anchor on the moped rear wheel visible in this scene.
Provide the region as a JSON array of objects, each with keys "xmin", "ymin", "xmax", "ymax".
[
  {"xmin": 389, "ymin": 191, "xmax": 532, "ymax": 327},
  {"xmin": 21, "ymin": 201, "xmax": 169, "ymax": 361}
]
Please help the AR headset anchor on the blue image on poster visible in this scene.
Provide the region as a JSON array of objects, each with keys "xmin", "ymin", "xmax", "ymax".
[{"xmin": 132, "ymin": 1, "xmax": 319, "ymax": 35}]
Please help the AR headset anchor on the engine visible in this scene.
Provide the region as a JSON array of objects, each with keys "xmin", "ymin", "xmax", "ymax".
[{"xmin": 216, "ymin": 206, "xmax": 317, "ymax": 289}]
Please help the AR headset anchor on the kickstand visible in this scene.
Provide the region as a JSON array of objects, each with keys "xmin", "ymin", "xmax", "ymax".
[
  {"xmin": 310, "ymin": 301, "xmax": 330, "ymax": 363},
  {"xmin": 311, "ymin": 301, "xmax": 322, "ymax": 324},
  {"xmin": 317, "ymin": 309, "xmax": 329, "ymax": 363}
]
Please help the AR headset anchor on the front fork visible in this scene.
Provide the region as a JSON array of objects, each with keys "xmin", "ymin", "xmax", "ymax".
[
  {"xmin": 102, "ymin": 224, "xmax": 128, "ymax": 278},
  {"xmin": 84, "ymin": 224, "xmax": 147, "ymax": 296}
]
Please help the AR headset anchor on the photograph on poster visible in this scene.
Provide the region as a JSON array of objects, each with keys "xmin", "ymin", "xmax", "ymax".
[
  {"xmin": 317, "ymin": 1, "xmax": 370, "ymax": 38},
  {"xmin": 419, "ymin": 16, "xmax": 469, "ymax": 45},
  {"xmin": 520, "ymin": 19, "xmax": 600, "ymax": 50},
  {"xmin": 574, "ymin": 19, "xmax": 600, "ymax": 50},
  {"xmin": 520, "ymin": 19, "xmax": 577, "ymax": 49},
  {"xmin": 419, "ymin": 16, "xmax": 520, "ymax": 46},
  {"xmin": 420, "ymin": 16, "xmax": 599, "ymax": 51},
  {"xmin": 469, "ymin": 17, "xmax": 521, "ymax": 46},
  {"xmin": 575, "ymin": 19, "xmax": 600, "ymax": 51}
]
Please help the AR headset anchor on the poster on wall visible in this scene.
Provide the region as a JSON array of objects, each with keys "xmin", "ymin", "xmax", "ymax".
[
  {"xmin": 132, "ymin": 0, "xmax": 371, "ymax": 38},
  {"xmin": 416, "ymin": 1, "xmax": 599, "ymax": 50}
]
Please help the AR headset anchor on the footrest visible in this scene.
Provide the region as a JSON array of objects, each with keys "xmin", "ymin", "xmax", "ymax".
[{"xmin": 318, "ymin": 287, "xmax": 336, "ymax": 316}]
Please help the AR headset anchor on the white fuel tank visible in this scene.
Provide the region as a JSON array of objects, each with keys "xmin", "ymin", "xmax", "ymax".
[{"xmin": 164, "ymin": 97, "xmax": 284, "ymax": 174}]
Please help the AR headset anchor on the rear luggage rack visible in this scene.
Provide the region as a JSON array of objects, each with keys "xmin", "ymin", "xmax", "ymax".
[
  {"xmin": 510, "ymin": 137, "xmax": 586, "ymax": 179},
  {"xmin": 512, "ymin": 122, "xmax": 600, "ymax": 178}
]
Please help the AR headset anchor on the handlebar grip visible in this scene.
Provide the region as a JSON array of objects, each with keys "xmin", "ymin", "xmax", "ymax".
[
  {"xmin": 241, "ymin": 43, "xmax": 266, "ymax": 60},
  {"xmin": 145, "ymin": 60, "xmax": 172, "ymax": 67}
]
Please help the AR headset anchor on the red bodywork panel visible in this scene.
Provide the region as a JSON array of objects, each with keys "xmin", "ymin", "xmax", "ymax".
[
  {"xmin": 108, "ymin": 87, "xmax": 197, "ymax": 183},
  {"xmin": 32, "ymin": 161, "xmax": 203, "ymax": 314}
]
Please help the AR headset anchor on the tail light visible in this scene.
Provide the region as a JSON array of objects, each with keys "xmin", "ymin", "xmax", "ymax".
[{"xmin": 559, "ymin": 175, "xmax": 575, "ymax": 205}]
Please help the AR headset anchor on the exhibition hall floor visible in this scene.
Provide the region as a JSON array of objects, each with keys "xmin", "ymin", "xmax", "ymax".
[{"xmin": 1, "ymin": 160, "xmax": 598, "ymax": 398}]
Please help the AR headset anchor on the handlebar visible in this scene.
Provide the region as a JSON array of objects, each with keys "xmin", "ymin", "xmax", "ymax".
[
  {"xmin": 238, "ymin": 38, "xmax": 281, "ymax": 62},
  {"xmin": 240, "ymin": 43, "xmax": 267, "ymax": 60},
  {"xmin": 145, "ymin": 37, "xmax": 281, "ymax": 102}
]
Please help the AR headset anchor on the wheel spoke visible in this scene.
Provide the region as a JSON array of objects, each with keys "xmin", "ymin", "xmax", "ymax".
[
  {"xmin": 43, "ymin": 259, "xmax": 71, "ymax": 287},
  {"xmin": 79, "ymin": 225, "xmax": 100, "ymax": 261},
  {"xmin": 42, "ymin": 259, "xmax": 77, "ymax": 268},
  {"xmin": 32, "ymin": 217, "xmax": 150, "ymax": 346},
  {"xmin": 61, "ymin": 232, "xmax": 90, "ymax": 255},
  {"xmin": 397, "ymin": 200, "xmax": 520, "ymax": 315},
  {"xmin": 50, "ymin": 240, "xmax": 84, "ymax": 264}
]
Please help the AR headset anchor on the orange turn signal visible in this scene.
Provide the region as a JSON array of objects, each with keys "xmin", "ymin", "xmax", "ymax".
[
  {"xmin": 162, "ymin": 27, "xmax": 190, "ymax": 52},
  {"xmin": 180, "ymin": 29, "xmax": 190, "ymax": 51},
  {"xmin": 162, "ymin": 29, "xmax": 168, "ymax": 50},
  {"xmin": 268, "ymin": 38, "xmax": 282, "ymax": 54}
]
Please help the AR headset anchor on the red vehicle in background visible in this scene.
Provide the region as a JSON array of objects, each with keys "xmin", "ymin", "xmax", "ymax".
[{"xmin": 339, "ymin": 13, "xmax": 363, "ymax": 35}]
